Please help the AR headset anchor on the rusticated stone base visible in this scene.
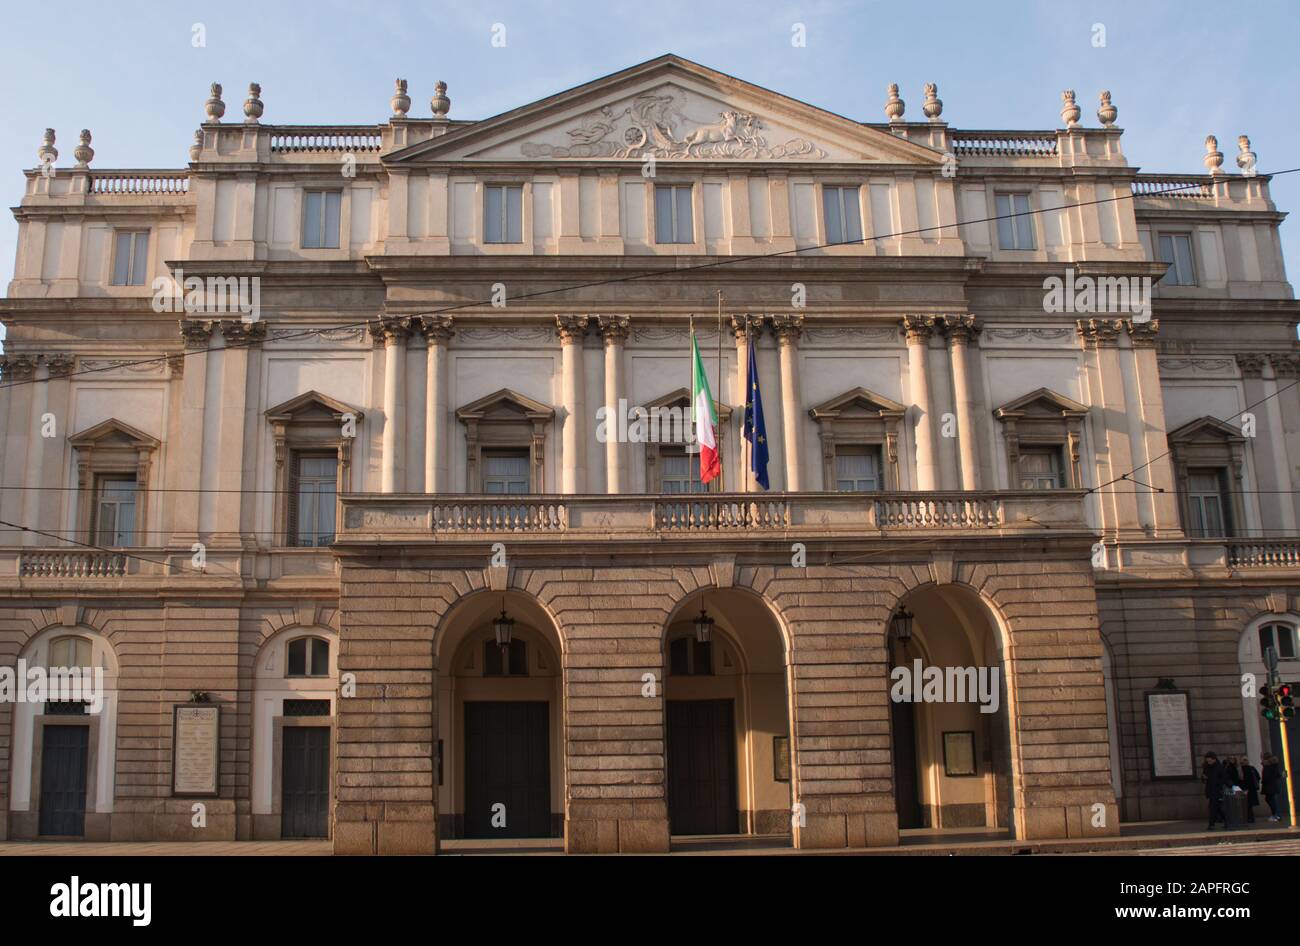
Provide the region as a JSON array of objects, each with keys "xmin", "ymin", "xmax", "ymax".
[
  {"xmin": 796, "ymin": 810, "xmax": 900, "ymax": 849},
  {"xmin": 1017, "ymin": 802, "xmax": 1121, "ymax": 839},
  {"xmin": 565, "ymin": 800, "xmax": 670, "ymax": 853},
  {"xmin": 334, "ymin": 803, "xmax": 437, "ymax": 855}
]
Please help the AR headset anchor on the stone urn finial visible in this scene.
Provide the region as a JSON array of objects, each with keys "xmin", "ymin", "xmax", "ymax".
[
  {"xmin": 73, "ymin": 129, "xmax": 94, "ymax": 167},
  {"xmin": 204, "ymin": 82, "xmax": 225, "ymax": 122},
  {"xmin": 1060, "ymin": 89, "xmax": 1081, "ymax": 127},
  {"xmin": 37, "ymin": 128, "xmax": 58, "ymax": 165},
  {"xmin": 1204, "ymin": 134, "xmax": 1224, "ymax": 174},
  {"xmin": 1236, "ymin": 135, "xmax": 1257, "ymax": 173},
  {"xmin": 431, "ymin": 80, "xmax": 451, "ymax": 118},
  {"xmin": 1097, "ymin": 90, "xmax": 1117, "ymax": 127},
  {"xmin": 189, "ymin": 130, "xmax": 203, "ymax": 162},
  {"xmin": 243, "ymin": 82, "xmax": 263, "ymax": 123},
  {"xmin": 391, "ymin": 78, "xmax": 411, "ymax": 118},
  {"xmin": 922, "ymin": 82, "xmax": 943, "ymax": 120},
  {"xmin": 884, "ymin": 83, "xmax": 905, "ymax": 122}
]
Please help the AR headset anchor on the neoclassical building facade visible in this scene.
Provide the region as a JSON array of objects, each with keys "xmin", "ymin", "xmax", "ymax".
[{"xmin": 1, "ymin": 56, "xmax": 1297, "ymax": 853}]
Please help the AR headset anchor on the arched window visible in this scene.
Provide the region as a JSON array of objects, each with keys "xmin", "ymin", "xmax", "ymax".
[
  {"xmin": 1258, "ymin": 623, "xmax": 1298, "ymax": 662},
  {"xmin": 47, "ymin": 635, "xmax": 92, "ymax": 669},
  {"xmin": 286, "ymin": 636, "xmax": 330, "ymax": 677}
]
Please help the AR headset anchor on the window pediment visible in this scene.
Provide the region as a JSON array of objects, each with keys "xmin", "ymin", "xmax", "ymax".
[
  {"xmin": 808, "ymin": 387, "xmax": 905, "ymax": 421},
  {"xmin": 456, "ymin": 388, "xmax": 554, "ymax": 424},
  {"xmin": 645, "ymin": 387, "xmax": 733, "ymax": 422},
  {"xmin": 265, "ymin": 390, "xmax": 363, "ymax": 426},
  {"xmin": 1167, "ymin": 415, "xmax": 1246, "ymax": 446},
  {"xmin": 993, "ymin": 388, "xmax": 1088, "ymax": 422},
  {"xmin": 68, "ymin": 418, "xmax": 160, "ymax": 451}
]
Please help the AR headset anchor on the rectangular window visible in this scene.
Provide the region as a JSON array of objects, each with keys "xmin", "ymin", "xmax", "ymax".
[
  {"xmin": 822, "ymin": 186, "xmax": 863, "ymax": 245},
  {"xmin": 659, "ymin": 450, "xmax": 710, "ymax": 494},
  {"xmin": 1157, "ymin": 233, "xmax": 1197, "ymax": 285},
  {"xmin": 302, "ymin": 190, "xmax": 342, "ymax": 249},
  {"xmin": 1187, "ymin": 468, "xmax": 1228, "ymax": 537},
  {"xmin": 835, "ymin": 445, "xmax": 882, "ymax": 492},
  {"xmin": 290, "ymin": 454, "xmax": 338, "ymax": 547},
  {"xmin": 654, "ymin": 185, "xmax": 694, "ymax": 244},
  {"xmin": 995, "ymin": 193, "xmax": 1035, "ymax": 250},
  {"xmin": 93, "ymin": 475, "xmax": 138, "ymax": 546},
  {"xmin": 484, "ymin": 639, "xmax": 528, "ymax": 676},
  {"xmin": 1019, "ymin": 447, "xmax": 1065, "ymax": 490},
  {"xmin": 111, "ymin": 231, "xmax": 149, "ymax": 286},
  {"xmin": 482, "ymin": 450, "xmax": 530, "ymax": 494},
  {"xmin": 668, "ymin": 637, "xmax": 713, "ymax": 676},
  {"xmin": 484, "ymin": 184, "xmax": 524, "ymax": 243}
]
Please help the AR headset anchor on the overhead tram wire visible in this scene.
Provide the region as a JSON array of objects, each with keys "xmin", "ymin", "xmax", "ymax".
[{"xmin": 3, "ymin": 164, "xmax": 1297, "ymax": 392}]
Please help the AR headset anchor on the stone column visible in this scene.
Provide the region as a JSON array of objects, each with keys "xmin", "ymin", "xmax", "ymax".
[
  {"xmin": 731, "ymin": 314, "xmax": 761, "ymax": 492},
  {"xmin": 1126, "ymin": 321, "xmax": 1182, "ymax": 536},
  {"xmin": 172, "ymin": 321, "xmax": 213, "ymax": 545},
  {"xmin": 39, "ymin": 355, "xmax": 75, "ymax": 539},
  {"xmin": 371, "ymin": 319, "xmax": 412, "ymax": 494},
  {"xmin": 213, "ymin": 320, "xmax": 265, "ymax": 546},
  {"xmin": 19, "ymin": 359, "xmax": 49, "ymax": 546},
  {"xmin": 1239, "ymin": 352, "xmax": 1297, "ymax": 533},
  {"xmin": 0, "ymin": 356, "xmax": 36, "ymax": 536},
  {"xmin": 1078, "ymin": 319, "xmax": 1140, "ymax": 536},
  {"xmin": 1271, "ymin": 354, "xmax": 1300, "ymax": 527},
  {"xmin": 772, "ymin": 315, "xmax": 805, "ymax": 492},
  {"xmin": 945, "ymin": 316, "xmax": 982, "ymax": 491},
  {"xmin": 598, "ymin": 315, "xmax": 629, "ymax": 494},
  {"xmin": 556, "ymin": 316, "xmax": 589, "ymax": 494},
  {"xmin": 421, "ymin": 316, "xmax": 453, "ymax": 494},
  {"xmin": 903, "ymin": 316, "xmax": 938, "ymax": 491}
]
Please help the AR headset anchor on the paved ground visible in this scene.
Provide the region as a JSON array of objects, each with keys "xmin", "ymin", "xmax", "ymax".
[{"xmin": 0, "ymin": 821, "xmax": 1293, "ymax": 856}]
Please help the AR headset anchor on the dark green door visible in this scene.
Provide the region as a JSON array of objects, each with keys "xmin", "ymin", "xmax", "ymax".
[
  {"xmin": 39, "ymin": 725, "xmax": 89, "ymax": 837},
  {"xmin": 464, "ymin": 701, "xmax": 551, "ymax": 838},
  {"xmin": 282, "ymin": 727, "xmax": 330, "ymax": 838},
  {"xmin": 666, "ymin": 699, "xmax": 739, "ymax": 835}
]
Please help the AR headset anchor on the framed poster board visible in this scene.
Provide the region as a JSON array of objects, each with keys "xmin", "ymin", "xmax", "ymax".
[
  {"xmin": 1145, "ymin": 689, "xmax": 1195, "ymax": 779},
  {"xmin": 773, "ymin": 736, "xmax": 791, "ymax": 782},
  {"xmin": 943, "ymin": 731, "xmax": 977, "ymax": 777},
  {"xmin": 172, "ymin": 704, "xmax": 220, "ymax": 796}
]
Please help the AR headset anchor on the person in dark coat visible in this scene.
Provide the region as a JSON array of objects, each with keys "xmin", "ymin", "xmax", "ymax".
[
  {"xmin": 1203, "ymin": 752, "xmax": 1228, "ymax": 829},
  {"xmin": 1239, "ymin": 758, "xmax": 1261, "ymax": 823},
  {"xmin": 1223, "ymin": 756, "xmax": 1242, "ymax": 789},
  {"xmin": 1262, "ymin": 754, "xmax": 1285, "ymax": 822}
]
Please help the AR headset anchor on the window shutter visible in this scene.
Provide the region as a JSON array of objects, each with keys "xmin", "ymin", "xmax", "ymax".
[{"xmin": 286, "ymin": 452, "xmax": 300, "ymax": 546}]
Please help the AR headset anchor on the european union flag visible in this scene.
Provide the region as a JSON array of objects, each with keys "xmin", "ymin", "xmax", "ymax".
[{"xmin": 743, "ymin": 342, "xmax": 770, "ymax": 490}]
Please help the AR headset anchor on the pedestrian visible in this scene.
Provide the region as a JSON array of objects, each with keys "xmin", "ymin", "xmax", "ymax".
[
  {"xmin": 1223, "ymin": 755, "xmax": 1242, "ymax": 789},
  {"xmin": 1203, "ymin": 752, "xmax": 1227, "ymax": 829},
  {"xmin": 1240, "ymin": 757, "xmax": 1261, "ymax": 823},
  {"xmin": 1262, "ymin": 753, "xmax": 1285, "ymax": 822}
]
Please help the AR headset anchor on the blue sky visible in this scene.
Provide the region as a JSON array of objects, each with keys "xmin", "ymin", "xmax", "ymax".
[{"xmin": 1, "ymin": 0, "xmax": 1296, "ymax": 348}]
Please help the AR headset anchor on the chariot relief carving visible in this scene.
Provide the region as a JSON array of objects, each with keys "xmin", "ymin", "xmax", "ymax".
[{"xmin": 520, "ymin": 91, "xmax": 827, "ymax": 160}]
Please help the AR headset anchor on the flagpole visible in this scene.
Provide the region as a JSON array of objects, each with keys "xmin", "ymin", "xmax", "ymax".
[
  {"xmin": 689, "ymin": 313, "xmax": 697, "ymax": 488},
  {"xmin": 716, "ymin": 290, "xmax": 724, "ymax": 493}
]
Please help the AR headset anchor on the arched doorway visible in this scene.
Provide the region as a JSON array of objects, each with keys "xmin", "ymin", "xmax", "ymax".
[
  {"xmin": 887, "ymin": 584, "xmax": 1018, "ymax": 837},
  {"xmin": 252, "ymin": 626, "xmax": 339, "ymax": 839},
  {"xmin": 663, "ymin": 588, "xmax": 792, "ymax": 845},
  {"xmin": 1239, "ymin": 614, "xmax": 1300, "ymax": 771},
  {"xmin": 8, "ymin": 625, "xmax": 119, "ymax": 840},
  {"xmin": 436, "ymin": 591, "xmax": 564, "ymax": 841}
]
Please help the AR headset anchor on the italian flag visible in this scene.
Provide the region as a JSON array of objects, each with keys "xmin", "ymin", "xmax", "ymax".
[{"xmin": 691, "ymin": 331, "xmax": 721, "ymax": 484}]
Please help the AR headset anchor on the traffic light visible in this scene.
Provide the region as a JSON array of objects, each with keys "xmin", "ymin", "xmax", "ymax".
[
  {"xmin": 1263, "ymin": 685, "xmax": 1278, "ymax": 720},
  {"xmin": 1281, "ymin": 684, "xmax": 1296, "ymax": 721}
]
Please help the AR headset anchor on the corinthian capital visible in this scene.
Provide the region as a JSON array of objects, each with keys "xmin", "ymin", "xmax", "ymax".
[
  {"xmin": 555, "ymin": 315, "xmax": 589, "ymax": 343},
  {"xmin": 730, "ymin": 313, "xmax": 763, "ymax": 341},
  {"xmin": 0, "ymin": 354, "xmax": 36, "ymax": 383},
  {"xmin": 1236, "ymin": 352, "xmax": 1267, "ymax": 378},
  {"xmin": 596, "ymin": 314, "xmax": 630, "ymax": 345},
  {"xmin": 901, "ymin": 315, "xmax": 937, "ymax": 342},
  {"xmin": 1126, "ymin": 318, "xmax": 1160, "ymax": 349},
  {"xmin": 419, "ymin": 315, "xmax": 455, "ymax": 343},
  {"xmin": 179, "ymin": 319, "xmax": 214, "ymax": 349},
  {"xmin": 368, "ymin": 317, "xmax": 413, "ymax": 344},
  {"xmin": 1076, "ymin": 318, "xmax": 1123, "ymax": 349},
  {"xmin": 942, "ymin": 314, "xmax": 982, "ymax": 343},
  {"xmin": 220, "ymin": 319, "xmax": 267, "ymax": 348},
  {"xmin": 771, "ymin": 314, "xmax": 804, "ymax": 344},
  {"xmin": 45, "ymin": 353, "xmax": 76, "ymax": 378}
]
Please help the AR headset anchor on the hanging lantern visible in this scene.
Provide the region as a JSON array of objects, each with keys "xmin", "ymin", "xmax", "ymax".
[
  {"xmin": 493, "ymin": 601, "xmax": 515, "ymax": 648},
  {"xmin": 693, "ymin": 605, "xmax": 715, "ymax": 644},
  {"xmin": 891, "ymin": 606, "xmax": 914, "ymax": 643}
]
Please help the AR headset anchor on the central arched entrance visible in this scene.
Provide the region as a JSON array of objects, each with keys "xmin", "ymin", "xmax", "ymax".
[
  {"xmin": 888, "ymin": 583, "xmax": 1018, "ymax": 838},
  {"xmin": 663, "ymin": 588, "xmax": 793, "ymax": 846},
  {"xmin": 436, "ymin": 591, "xmax": 564, "ymax": 841}
]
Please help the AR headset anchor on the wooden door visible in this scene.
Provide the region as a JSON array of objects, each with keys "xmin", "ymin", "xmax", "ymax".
[
  {"xmin": 666, "ymin": 699, "xmax": 739, "ymax": 835},
  {"xmin": 282, "ymin": 727, "xmax": 330, "ymax": 838},
  {"xmin": 463, "ymin": 701, "xmax": 551, "ymax": 838},
  {"xmin": 39, "ymin": 725, "xmax": 89, "ymax": 837}
]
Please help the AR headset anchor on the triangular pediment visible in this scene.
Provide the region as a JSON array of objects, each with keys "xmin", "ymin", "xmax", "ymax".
[
  {"xmin": 646, "ymin": 386, "xmax": 733, "ymax": 421},
  {"xmin": 265, "ymin": 390, "xmax": 362, "ymax": 423},
  {"xmin": 457, "ymin": 388, "xmax": 554, "ymax": 422},
  {"xmin": 994, "ymin": 388, "xmax": 1089, "ymax": 420},
  {"xmin": 388, "ymin": 55, "xmax": 944, "ymax": 165},
  {"xmin": 1168, "ymin": 415, "xmax": 1245, "ymax": 444},
  {"xmin": 68, "ymin": 418, "xmax": 159, "ymax": 449},
  {"xmin": 809, "ymin": 386, "xmax": 906, "ymax": 420}
]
